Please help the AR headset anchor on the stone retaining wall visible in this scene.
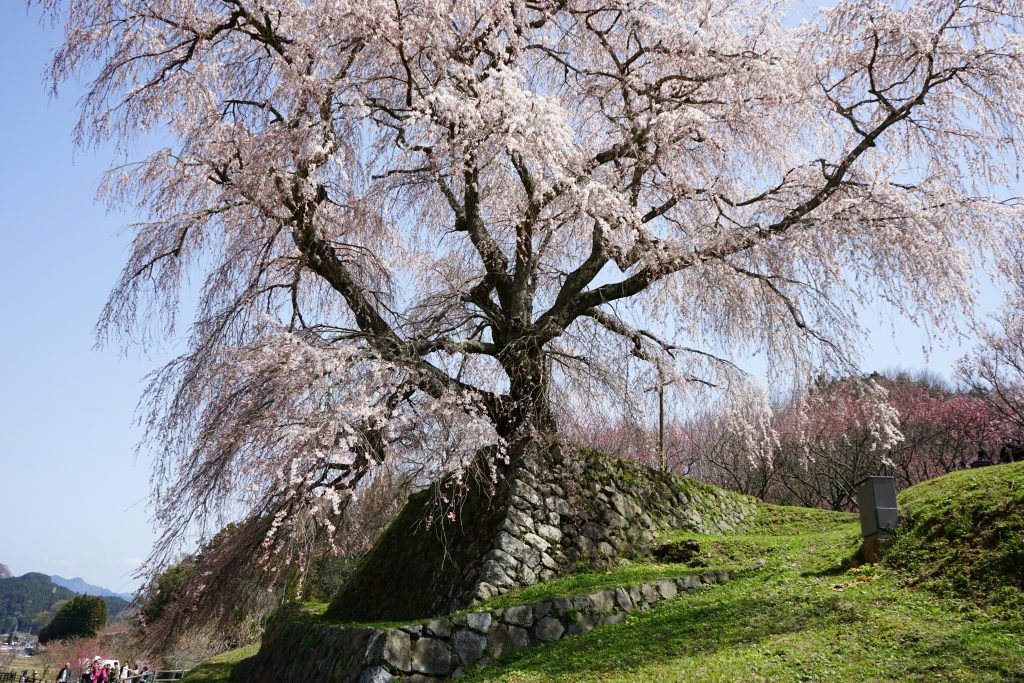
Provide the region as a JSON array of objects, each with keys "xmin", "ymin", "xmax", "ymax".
[
  {"xmin": 463, "ymin": 450, "xmax": 756, "ymax": 607},
  {"xmin": 248, "ymin": 570, "xmax": 732, "ymax": 683},
  {"xmin": 329, "ymin": 447, "xmax": 758, "ymax": 622}
]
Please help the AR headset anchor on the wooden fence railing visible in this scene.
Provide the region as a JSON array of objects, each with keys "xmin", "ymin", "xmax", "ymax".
[{"xmin": 1, "ymin": 670, "xmax": 189, "ymax": 682}]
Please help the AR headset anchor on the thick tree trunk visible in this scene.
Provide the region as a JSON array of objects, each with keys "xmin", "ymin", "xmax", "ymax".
[{"xmin": 495, "ymin": 342, "xmax": 556, "ymax": 449}]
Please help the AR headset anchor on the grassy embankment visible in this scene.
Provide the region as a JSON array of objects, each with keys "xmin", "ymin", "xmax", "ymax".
[{"xmin": 182, "ymin": 462, "xmax": 1024, "ymax": 682}]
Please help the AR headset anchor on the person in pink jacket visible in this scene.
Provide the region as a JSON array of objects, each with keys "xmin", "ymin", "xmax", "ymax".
[{"xmin": 89, "ymin": 661, "xmax": 107, "ymax": 683}]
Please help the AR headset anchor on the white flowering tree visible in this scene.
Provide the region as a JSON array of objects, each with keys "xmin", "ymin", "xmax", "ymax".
[
  {"xmin": 959, "ymin": 251, "xmax": 1024, "ymax": 443},
  {"xmin": 39, "ymin": 0, "xmax": 1024, "ymax": 594}
]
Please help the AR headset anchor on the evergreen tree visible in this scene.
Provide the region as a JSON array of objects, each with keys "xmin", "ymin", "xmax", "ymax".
[{"xmin": 38, "ymin": 596, "xmax": 107, "ymax": 643}]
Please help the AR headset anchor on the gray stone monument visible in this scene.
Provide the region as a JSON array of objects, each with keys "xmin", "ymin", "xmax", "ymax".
[{"xmin": 856, "ymin": 476, "xmax": 899, "ymax": 562}]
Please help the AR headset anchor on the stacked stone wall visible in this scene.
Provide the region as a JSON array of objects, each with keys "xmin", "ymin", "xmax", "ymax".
[
  {"xmin": 463, "ymin": 449, "xmax": 757, "ymax": 606},
  {"xmin": 248, "ymin": 570, "xmax": 733, "ymax": 683},
  {"xmin": 329, "ymin": 447, "xmax": 758, "ymax": 622}
]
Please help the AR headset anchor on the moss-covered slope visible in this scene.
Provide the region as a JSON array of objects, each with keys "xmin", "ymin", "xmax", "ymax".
[{"xmin": 327, "ymin": 471, "xmax": 510, "ymax": 623}]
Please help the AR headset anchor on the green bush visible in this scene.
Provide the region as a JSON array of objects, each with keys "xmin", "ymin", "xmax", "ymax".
[{"xmin": 38, "ymin": 595, "xmax": 107, "ymax": 643}]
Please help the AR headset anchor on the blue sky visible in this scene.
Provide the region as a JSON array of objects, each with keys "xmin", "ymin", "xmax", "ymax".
[
  {"xmin": 0, "ymin": 2, "xmax": 1007, "ymax": 595},
  {"xmin": 0, "ymin": 4, "xmax": 171, "ymax": 593}
]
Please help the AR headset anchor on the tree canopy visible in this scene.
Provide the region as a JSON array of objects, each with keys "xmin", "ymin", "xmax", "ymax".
[
  {"xmin": 38, "ymin": 0, "xmax": 1024, "ymax": 596},
  {"xmin": 38, "ymin": 595, "xmax": 108, "ymax": 644}
]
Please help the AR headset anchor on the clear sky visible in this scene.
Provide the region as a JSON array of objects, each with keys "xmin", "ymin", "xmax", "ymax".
[
  {"xmin": 0, "ymin": 2, "xmax": 1008, "ymax": 595},
  {"xmin": 0, "ymin": 4, "xmax": 171, "ymax": 594}
]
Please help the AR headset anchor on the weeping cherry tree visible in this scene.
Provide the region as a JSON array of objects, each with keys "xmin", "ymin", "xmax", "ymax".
[{"xmin": 37, "ymin": 0, "xmax": 1024, "ymax": 597}]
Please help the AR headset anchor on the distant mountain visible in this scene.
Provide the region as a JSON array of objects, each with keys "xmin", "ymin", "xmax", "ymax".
[
  {"xmin": 0, "ymin": 573, "xmax": 76, "ymax": 633},
  {"xmin": 51, "ymin": 575, "xmax": 133, "ymax": 601},
  {"xmin": 0, "ymin": 574, "xmax": 131, "ymax": 635}
]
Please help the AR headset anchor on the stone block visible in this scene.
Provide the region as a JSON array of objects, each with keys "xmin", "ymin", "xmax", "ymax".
[
  {"xmin": 610, "ymin": 537, "xmax": 632, "ymax": 553},
  {"xmin": 535, "ymin": 523, "xmax": 563, "ymax": 544},
  {"xmin": 404, "ymin": 675, "xmax": 436, "ymax": 683},
  {"xmin": 472, "ymin": 581, "xmax": 499, "ymax": 603},
  {"xmin": 613, "ymin": 586, "xmax": 634, "ymax": 612},
  {"xmin": 540, "ymin": 551, "xmax": 559, "ymax": 571},
  {"xmin": 453, "ymin": 628, "xmax": 487, "ymax": 666},
  {"xmin": 502, "ymin": 605, "xmax": 534, "ymax": 627},
  {"xmin": 359, "ymin": 665, "xmax": 394, "ymax": 683},
  {"xmin": 364, "ymin": 629, "xmax": 411, "ymax": 671},
  {"xmin": 609, "ymin": 491, "xmax": 629, "ymax": 516},
  {"xmin": 655, "ymin": 579, "xmax": 678, "ymax": 600},
  {"xmin": 411, "ymin": 637, "xmax": 452, "ymax": 676},
  {"xmin": 581, "ymin": 522, "xmax": 606, "ymax": 541},
  {"xmin": 483, "ymin": 548, "xmax": 521, "ymax": 569},
  {"xmin": 532, "ymin": 616, "xmax": 565, "ymax": 642},
  {"xmin": 571, "ymin": 594, "xmax": 595, "ymax": 612},
  {"xmin": 516, "ymin": 470, "xmax": 539, "ymax": 488},
  {"xmin": 507, "ymin": 507, "xmax": 536, "ymax": 531},
  {"xmin": 603, "ymin": 510, "xmax": 627, "ymax": 528},
  {"xmin": 545, "ymin": 496, "xmax": 571, "ymax": 515},
  {"xmin": 480, "ymin": 559, "xmax": 515, "ymax": 588},
  {"xmin": 511, "ymin": 480, "xmax": 542, "ymax": 506},
  {"xmin": 640, "ymin": 583, "xmax": 660, "ymax": 604},
  {"xmin": 676, "ymin": 575, "xmax": 701, "ymax": 591},
  {"xmin": 587, "ymin": 589, "xmax": 616, "ymax": 613},
  {"xmin": 424, "ymin": 618, "xmax": 452, "ymax": 638},
  {"xmin": 488, "ymin": 623, "xmax": 530, "ymax": 658},
  {"xmin": 565, "ymin": 613, "xmax": 596, "ymax": 636},
  {"xmin": 523, "ymin": 532, "xmax": 551, "ymax": 553},
  {"xmin": 548, "ymin": 597, "xmax": 572, "ymax": 616},
  {"xmin": 465, "ymin": 611, "xmax": 492, "ymax": 633},
  {"xmin": 517, "ymin": 563, "xmax": 538, "ymax": 585},
  {"xmin": 600, "ymin": 611, "xmax": 627, "ymax": 625},
  {"xmin": 495, "ymin": 532, "xmax": 531, "ymax": 560}
]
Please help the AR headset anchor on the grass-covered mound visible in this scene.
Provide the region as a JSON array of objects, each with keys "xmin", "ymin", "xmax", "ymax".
[
  {"xmin": 460, "ymin": 504, "xmax": 1024, "ymax": 682},
  {"xmin": 884, "ymin": 461, "xmax": 1024, "ymax": 603}
]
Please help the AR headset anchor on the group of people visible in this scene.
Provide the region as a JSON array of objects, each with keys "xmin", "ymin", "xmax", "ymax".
[
  {"xmin": 970, "ymin": 443, "xmax": 1023, "ymax": 468},
  {"xmin": 53, "ymin": 659, "xmax": 150, "ymax": 683}
]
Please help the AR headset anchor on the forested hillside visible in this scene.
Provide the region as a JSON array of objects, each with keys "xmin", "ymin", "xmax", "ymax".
[{"xmin": 0, "ymin": 572, "xmax": 129, "ymax": 634}]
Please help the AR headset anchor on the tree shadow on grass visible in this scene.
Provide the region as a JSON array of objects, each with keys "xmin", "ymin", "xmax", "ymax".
[
  {"xmin": 800, "ymin": 550, "xmax": 864, "ymax": 578},
  {"xmin": 463, "ymin": 587, "xmax": 864, "ymax": 680}
]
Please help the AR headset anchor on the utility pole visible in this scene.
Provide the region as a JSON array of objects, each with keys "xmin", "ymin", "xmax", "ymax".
[{"xmin": 658, "ymin": 379, "xmax": 665, "ymax": 471}]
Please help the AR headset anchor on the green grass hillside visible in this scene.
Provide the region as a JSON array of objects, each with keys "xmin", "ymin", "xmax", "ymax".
[
  {"xmin": 884, "ymin": 461, "xmax": 1024, "ymax": 603},
  {"xmin": 182, "ymin": 465, "xmax": 1024, "ymax": 683}
]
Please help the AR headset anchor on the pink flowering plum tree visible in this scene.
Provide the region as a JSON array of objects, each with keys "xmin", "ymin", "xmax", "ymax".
[
  {"xmin": 37, "ymin": 0, "xmax": 1024, "ymax": 608},
  {"xmin": 618, "ymin": 371, "xmax": 1009, "ymax": 509}
]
